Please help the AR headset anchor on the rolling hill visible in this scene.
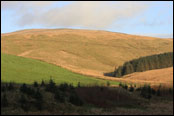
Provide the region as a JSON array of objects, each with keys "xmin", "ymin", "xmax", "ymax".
[
  {"xmin": 1, "ymin": 53, "xmax": 119, "ymax": 86},
  {"xmin": 1, "ymin": 29, "xmax": 173, "ymax": 77},
  {"xmin": 122, "ymin": 67, "xmax": 173, "ymax": 87}
]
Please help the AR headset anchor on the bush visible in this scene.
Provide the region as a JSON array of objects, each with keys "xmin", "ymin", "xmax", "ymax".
[
  {"xmin": 45, "ymin": 79, "xmax": 57, "ymax": 93},
  {"xmin": 54, "ymin": 90, "xmax": 65, "ymax": 103},
  {"xmin": 1, "ymin": 93, "xmax": 8, "ymax": 107},
  {"xmin": 119, "ymin": 83, "xmax": 122, "ymax": 88},
  {"xmin": 18, "ymin": 94, "xmax": 29, "ymax": 111},
  {"xmin": 20, "ymin": 83, "xmax": 36, "ymax": 97},
  {"xmin": 69, "ymin": 93, "xmax": 83, "ymax": 106},
  {"xmin": 168, "ymin": 88, "xmax": 173, "ymax": 95},
  {"xmin": 78, "ymin": 82, "xmax": 81, "ymax": 88},
  {"xmin": 151, "ymin": 88, "xmax": 156, "ymax": 95},
  {"xmin": 157, "ymin": 89, "xmax": 161, "ymax": 96},
  {"xmin": 140, "ymin": 85, "xmax": 152, "ymax": 100},
  {"xmin": 34, "ymin": 89, "xmax": 43, "ymax": 100},
  {"xmin": 34, "ymin": 89, "xmax": 43, "ymax": 110},
  {"xmin": 106, "ymin": 81, "xmax": 110, "ymax": 87},
  {"xmin": 7, "ymin": 82, "xmax": 14, "ymax": 91},
  {"xmin": 41, "ymin": 80, "xmax": 45, "ymax": 87},
  {"xmin": 119, "ymin": 83, "xmax": 128, "ymax": 90},
  {"xmin": 123, "ymin": 84, "xmax": 128, "ymax": 90},
  {"xmin": 69, "ymin": 84, "xmax": 75, "ymax": 90},
  {"xmin": 59, "ymin": 83, "xmax": 69, "ymax": 92},
  {"xmin": 136, "ymin": 87, "xmax": 141, "ymax": 91},
  {"xmin": 33, "ymin": 81, "xmax": 39, "ymax": 88},
  {"xmin": 1, "ymin": 86, "xmax": 6, "ymax": 92},
  {"xmin": 129, "ymin": 85, "xmax": 134, "ymax": 92},
  {"xmin": 20, "ymin": 83, "xmax": 28, "ymax": 93},
  {"xmin": 34, "ymin": 100, "xmax": 43, "ymax": 111}
]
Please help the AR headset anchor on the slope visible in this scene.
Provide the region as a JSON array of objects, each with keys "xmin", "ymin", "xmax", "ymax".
[
  {"xmin": 1, "ymin": 53, "xmax": 119, "ymax": 86},
  {"xmin": 1, "ymin": 29, "xmax": 173, "ymax": 77},
  {"xmin": 122, "ymin": 67, "xmax": 173, "ymax": 87}
]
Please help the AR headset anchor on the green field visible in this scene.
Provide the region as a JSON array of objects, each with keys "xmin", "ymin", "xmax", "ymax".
[
  {"xmin": 1, "ymin": 53, "xmax": 119, "ymax": 86},
  {"xmin": 2, "ymin": 29, "xmax": 173, "ymax": 77}
]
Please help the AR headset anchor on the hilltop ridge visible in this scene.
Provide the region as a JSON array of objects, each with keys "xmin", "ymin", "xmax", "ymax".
[{"xmin": 1, "ymin": 29, "xmax": 173, "ymax": 77}]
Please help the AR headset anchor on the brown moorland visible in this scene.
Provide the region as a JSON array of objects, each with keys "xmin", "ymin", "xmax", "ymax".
[{"xmin": 1, "ymin": 29, "xmax": 173, "ymax": 86}]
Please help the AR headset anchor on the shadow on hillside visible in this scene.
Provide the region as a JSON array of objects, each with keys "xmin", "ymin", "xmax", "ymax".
[{"xmin": 103, "ymin": 72, "xmax": 114, "ymax": 77}]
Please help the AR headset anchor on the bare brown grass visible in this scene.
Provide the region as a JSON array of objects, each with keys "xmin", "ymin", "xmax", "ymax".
[{"xmin": 1, "ymin": 29, "xmax": 173, "ymax": 86}]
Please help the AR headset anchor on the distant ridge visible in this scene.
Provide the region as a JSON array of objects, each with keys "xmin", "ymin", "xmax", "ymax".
[{"xmin": 1, "ymin": 28, "xmax": 173, "ymax": 77}]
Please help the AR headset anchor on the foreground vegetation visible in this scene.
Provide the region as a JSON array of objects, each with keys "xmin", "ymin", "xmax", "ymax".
[
  {"xmin": 1, "ymin": 80, "xmax": 173, "ymax": 115},
  {"xmin": 1, "ymin": 53, "xmax": 118, "ymax": 86},
  {"xmin": 114, "ymin": 52, "xmax": 173, "ymax": 77}
]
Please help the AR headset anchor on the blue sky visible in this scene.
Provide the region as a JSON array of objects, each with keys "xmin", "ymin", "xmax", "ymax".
[{"xmin": 1, "ymin": 1, "xmax": 173, "ymax": 38}]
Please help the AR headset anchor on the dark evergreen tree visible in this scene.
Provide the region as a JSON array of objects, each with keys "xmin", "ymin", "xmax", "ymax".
[
  {"xmin": 114, "ymin": 52, "xmax": 173, "ymax": 77},
  {"xmin": 78, "ymin": 82, "xmax": 81, "ymax": 88},
  {"xmin": 45, "ymin": 78, "xmax": 57, "ymax": 93},
  {"xmin": 7, "ymin": 82, "xmax": 14, "ymax": 91},
  {"xmin": 34, "ymin": 81, "xmax": 39, "ymax": 87},
  {"xmin": 41, "ymin": 80, "xmax": 45, "ymax": 87},
  {"xmin": 20, "ymin": 83, "xmax": 28, "ymax": 93}
]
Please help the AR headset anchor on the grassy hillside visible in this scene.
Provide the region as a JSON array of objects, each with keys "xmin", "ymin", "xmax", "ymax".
[
  {"xmin": 122, "ymin": 67, "xmax": 173, "ymax": 87},
  {"xmin": 1, "ymin": 53, "xmax": 119, "ymax": 86},
  {"xmin": 1, "ymin": 29, "xmax": 173, "ymax": 77}
]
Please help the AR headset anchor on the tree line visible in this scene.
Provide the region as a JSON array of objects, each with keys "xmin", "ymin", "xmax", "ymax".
[{"xmin": 114, "ymin": 52, "xmax": 173, "ymax": 77}]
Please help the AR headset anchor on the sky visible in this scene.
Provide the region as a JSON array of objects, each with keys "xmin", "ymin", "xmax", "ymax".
[{"xmin": 1, "ymin": 1, "xmax": 173, "ymax": 38}]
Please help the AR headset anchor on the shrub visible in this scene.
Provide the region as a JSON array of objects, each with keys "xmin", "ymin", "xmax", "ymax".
[
  {"xmin": 119, "ymin": 83, "xmax": 128, "ymax": 90},
  {"xmin": 1, "ymin": 86, "xmax": 6, "ymax": 92},
  {"xmin": 168, "ymin": 88, "xmax": 173, "ymax": 95},
  {"xmin": 54, "ymin": 90, "xmax": 65, "ymax": 103},
  {"xmin": 34, "ymin": 89, "xmax": 43, "ymax": 110},
  {"xmin": 69, "ymin": 93, "xmax": 83, "ymax": 106},
  {"xmin": 136, "ymin": 87, "xmax": 141, "ymax": 91},
  {"xmin": 123, "ymin": 84, "xmax": 128, "ymax": 90},
  {"xmin": 157, "ymin": 89, "xmax": 161, "ymax": 96},
  {"xmin": 7, "ymin": 82, "xmax": 14, "ymax": 91},
  {"xmin": 119, "ymin": 83, "xmax": 122, "ymax": 88},
  {"xmin": 18, "ymin": 94, "xmax": 29, "ymax": 111},
  {"xmin": 33, "ymin": 81, "xmax": 39, "ymax": 88},
  {"xmin": 20, "ymin": 83, "xmax": 36, "ymax": 97},
  {"xmin": 59, "ymin": 83, "xmax": 69, "ymax": 92},
  {"xmin": 20, "ymin": 83, "xmax": 28, "ymax": 93},
  {"xmin": 78, "ymin": 82, "xmax": 81, "ymax": 88},
  {"xmin": 129, "ymin": 85, "xmax": 134, "ymax": 92},
  {"xmin": 34, "ymin": 89, "xmax": 43, "ymax": 100},
  {"xmin": 151, "ymin": 88, "xmax": 156, "ymax": 95},
  {"xmin": 69, "ymin": 84, "xmax": 75, "ymax": 90},
  {"xmin": 140, "ymin": 85, "xmax": 152, "ymax": 100},
  {"xmin": 45, "ymin": 79, "xmax": 57, "ymax": 93},
  {"xmin": 106, "ymin": 81, "xmax": 110, "ymax": 87},
  {"xmin": 1, "ymin": 93, "xmax": 8, "ymax": 107},
  {"xmin": 41, "ymin": 80, "xmax": 45, "ymax": 87}
]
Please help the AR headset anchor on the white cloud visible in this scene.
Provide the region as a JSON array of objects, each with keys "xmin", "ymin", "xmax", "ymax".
[{"xmin": 1, "ymin": 1, "xmax": 151, "ymax": 29}]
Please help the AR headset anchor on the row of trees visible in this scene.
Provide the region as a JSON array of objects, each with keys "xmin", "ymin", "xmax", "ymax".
[
  {"xmin": 114, "ymin": 52, "xmax": 173, "ymax": 77},
  {"xmin": 1, "ymin": 79, "xmax": 84, "ymax": 111},
  {"xmin": 119, "ymin": 82, "xmax": 173, "ymax": 100}
]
